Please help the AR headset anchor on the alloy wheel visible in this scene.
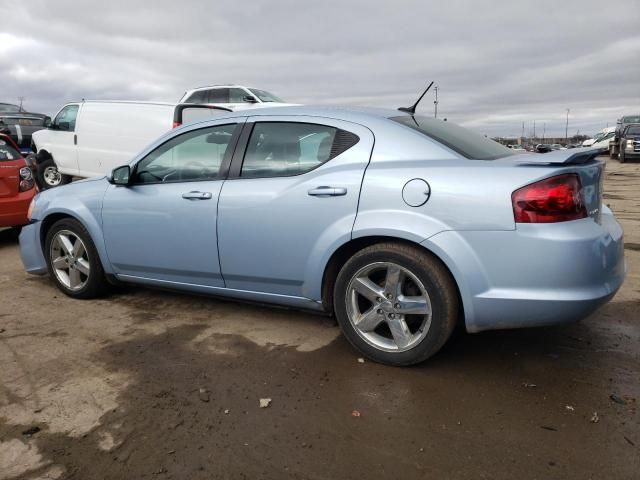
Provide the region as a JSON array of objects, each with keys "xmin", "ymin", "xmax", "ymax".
[
  {"xmin": 345, "ymin": 262, "xmax": 432, "ymax": 352},
  {"xmin": 43, "ymin": 166, "xmax": 62, "ymax": 186},
  {"xmin": 50, "ymin": 230, "xmax": 91, "ymax": 291}
]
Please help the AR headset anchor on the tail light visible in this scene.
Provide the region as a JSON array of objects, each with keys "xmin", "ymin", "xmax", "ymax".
[
  {"xmin": 19, "ymin": 166, "xmax": 35, "ymax": 192},
  {"xmin": 512, "ymin": 173, "xmax": 587, "ymax": 223},
  {"xmin": 172, "ymin": 121, "xmax": 181, "ymax": 128}
]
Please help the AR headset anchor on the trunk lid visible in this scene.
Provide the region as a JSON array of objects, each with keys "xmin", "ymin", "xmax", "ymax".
[{"xmin": 497, "ymin": 147, "xmax": 605, "ymax": 223}]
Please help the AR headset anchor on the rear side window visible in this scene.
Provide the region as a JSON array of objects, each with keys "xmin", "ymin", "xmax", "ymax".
[
  {"xmin": 240, "ymin": 122, "xmax": 359, "ymax": 178},
  {"xmin": 390, "ymin": 115, "xmax": 515, "ymax": 160},
  {"xmin": 185, "ymin": 90, "xmax": 208, "ymax": 103},
  {"xmin": 208, "ymin": 88, "xmax": 230, "ymax": 103}
]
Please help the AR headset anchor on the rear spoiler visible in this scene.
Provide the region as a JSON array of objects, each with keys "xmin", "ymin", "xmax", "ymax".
[
  {"xmin": 173, "ymin": 103, "xmax": 233, "ymax": 128},
  {"xmin": 505, "ymin": 147, "xmax": 607, "ymax": 166}
]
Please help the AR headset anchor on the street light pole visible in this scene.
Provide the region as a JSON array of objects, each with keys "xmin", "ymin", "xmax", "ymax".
[{"xmin": 565, "ymin": 108, "xmax": 570, "ymax": 141}]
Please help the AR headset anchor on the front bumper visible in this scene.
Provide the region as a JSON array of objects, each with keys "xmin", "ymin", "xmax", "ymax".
[
  {"xmin": 424, "ymin": 211, "xmax": 625, "ymax": 333},
  {"xmin": 19, "ymin": 220, "xmax": 48, "ymax": 275}
]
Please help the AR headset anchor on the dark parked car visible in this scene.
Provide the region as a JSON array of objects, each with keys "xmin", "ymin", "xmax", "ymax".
[
  {"xmin": 0, "ymin": 103, "xmax": 51, "ymax": 153},
  {"xmin": 535, "ymin": 144, "xmax": 553, "ymax": 153},
  {"xmin": 619, "ymin": 123, "xmax": 640, "ymax": 163}
]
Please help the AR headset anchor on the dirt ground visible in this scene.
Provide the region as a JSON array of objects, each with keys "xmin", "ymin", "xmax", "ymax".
[{"xmin": 1, "ymin": 156, "xmax": 638, "ymax": 480}]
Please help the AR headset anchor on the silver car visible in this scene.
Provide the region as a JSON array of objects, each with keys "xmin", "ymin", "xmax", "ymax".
[{"xmin": 19, "ymin": 106, "xmax": 625, "ymax": 365}]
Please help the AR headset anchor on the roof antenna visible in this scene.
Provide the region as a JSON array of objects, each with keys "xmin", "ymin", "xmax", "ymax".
[{"xmin": 398, "ymin": 81, "xmax": 434, "ymax": 115}]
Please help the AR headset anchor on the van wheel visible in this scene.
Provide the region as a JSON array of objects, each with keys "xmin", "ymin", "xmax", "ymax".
[
  {"xmin": 36, "ymin": 157, "xmax": 71, "ymax": 189},
  {"xmin": 333, "ymin": 242, "xmax": 458, "ymax": 366},
  {"xmin": 45, "ymin": 218, "xmax": 109, "ymax": 299},
  {"xmin": 619, "ymin": 150, "xmax": 625, "ymax": 163}
]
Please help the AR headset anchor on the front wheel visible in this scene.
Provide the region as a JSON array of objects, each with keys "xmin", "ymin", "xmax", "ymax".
[
  {"xmin": 333, "ymin": 242, "xmax": 459, "ymax": 366},
  {"xmin": 36, "ymin": 157, "xmax": 72, "ymax": 189},
  {"xmin": 45, "ymin": 218, "xmax": 109, "ymax": 299}
]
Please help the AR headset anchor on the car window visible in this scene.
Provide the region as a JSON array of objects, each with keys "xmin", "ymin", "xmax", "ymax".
[
  {"xmin": 240, "ymin": 122, "xmax": 359, "ymax": 178},
  {"xmin": 53, "ymin": 105, "xmax": 79, "ymax": 131},
  {"xmin": 390, "ymin": 115, "xmax": 515, "ymax": 160},
  {"xmin": 626, "ymin": 126, "xmax": 640, "ymax": 135},
  {"xmin": 229, "ymin": 88, "xmax": 247, "ymax": 103},
  {"xmin": 185, "ymin": 90, "xmax": 208, "ymax": 103},
  {"xmin": 208, "ymin": 88, "xmax": 230, "ymax": 103},
  {"xmin": 134, "ymin": 124, "xmax": 236, "ymax": 184},
  {"xmin": 249, "ymin": 89, "xmax": 285, "ymax": 103}
]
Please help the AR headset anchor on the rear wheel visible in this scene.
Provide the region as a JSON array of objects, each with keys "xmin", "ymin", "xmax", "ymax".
[
  {"xmin": 36, "ymin": 156, "xmax": 71, "ymax": 189},
  {"xmin": 333, "ymin": 243, "xmax": 459, "ymax": 366},
  {"xmin": 45, "ymin": 218, "xmax": 109, "ymax": 299}
]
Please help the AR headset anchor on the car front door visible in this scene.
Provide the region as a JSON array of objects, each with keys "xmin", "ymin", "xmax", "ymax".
[
  {"xmin": 217, "ymin": 116, "xmax": 374, "ymax": 298},
  {"xmin": 48, "ymin": 104, "xmax": 81, "ymax": 176},
  {"xmin": 101, "ymin": 122, "xmax": 242, "ymax": 287}
]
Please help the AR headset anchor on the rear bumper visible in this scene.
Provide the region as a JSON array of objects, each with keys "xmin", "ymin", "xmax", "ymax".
[
  {"xmin": 19, "ymin": 220, "xmax": 48, "ymax": 275},
  {"xmin": 0, "ymin": 188, "xmax": 35, "ymax": 228},
  {"xmin": 423, "ymin": 211, "xmax": 625, "ymax": 332}
]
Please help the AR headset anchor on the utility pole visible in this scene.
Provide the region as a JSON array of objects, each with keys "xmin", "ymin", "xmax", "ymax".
[
  {"xmin": 543, "ymin": 123, "xmax": 546, "ymax": 141},
  {"xmin": 521, "ymin": 122, "xmax": 525, "ymax": 144},
  {"xmin": 433, "ymin": 86, "xmax": 439, "ymax": 118},
  {"xmin": 565, "ymin": 108, "xmax": 570, "ymax": 141},
  {"xmin": 18, "ymin": 97, "xmax": 25, "ymax": 112},
  {"xmin": 533, "ymin": 120, "xmax": 536, "ymax": 139}
]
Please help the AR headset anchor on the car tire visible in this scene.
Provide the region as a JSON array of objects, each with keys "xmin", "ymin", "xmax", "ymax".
[
  {"xmin": 45, "ymin": 218, "xmax": 109, "ymax": 299},
  {"xmin": 333, "ymin": 242, "xmax": 459, "ymax": 366},
  {"xmin": 36, "ymin": 156, "xmax": 71, "ymax": 190}
]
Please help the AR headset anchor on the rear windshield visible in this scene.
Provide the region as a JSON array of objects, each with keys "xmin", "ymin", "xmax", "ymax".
[
  {"xmin": 390, "ymin": 115, "xmax": 515, "ymax": 160},
  {"xmin": 0, "ymin": 139, "xmax": 21, "ymax": 161}
]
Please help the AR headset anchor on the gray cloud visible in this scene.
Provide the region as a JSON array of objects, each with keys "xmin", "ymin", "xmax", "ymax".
[{"xmin": 2, "ymin": 0, "xmax": 639, "ymax": 137}]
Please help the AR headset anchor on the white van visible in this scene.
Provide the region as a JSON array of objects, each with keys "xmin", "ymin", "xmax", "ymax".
[{"xmin": 31, "ymin": 101, "xmax": 230, "ymax": 188}]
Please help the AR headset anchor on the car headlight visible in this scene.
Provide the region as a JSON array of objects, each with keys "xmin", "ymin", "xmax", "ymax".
[{"xmin": 626, "ymin": 140, "xmax": 635, "ymax": 151}]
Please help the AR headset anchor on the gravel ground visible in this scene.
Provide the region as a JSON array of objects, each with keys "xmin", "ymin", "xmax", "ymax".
[{"xmin": 0, "ymin": 156, "xmax": 638, "ymax": 480}]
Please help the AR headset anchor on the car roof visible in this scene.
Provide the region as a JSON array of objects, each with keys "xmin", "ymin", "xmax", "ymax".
[{"xmin": 196, "ymin": 105, "xmax": 410, "ymax": 125}]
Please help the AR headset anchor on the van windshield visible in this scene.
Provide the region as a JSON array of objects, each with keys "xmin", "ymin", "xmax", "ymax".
[{"xmin": 390, "ymin": 115, "xmax": 515, "ymax": 160}]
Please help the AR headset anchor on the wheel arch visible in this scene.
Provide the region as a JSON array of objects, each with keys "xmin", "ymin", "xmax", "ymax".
[
  {"xmin": 39, "ymin": 210, "xmax": 113, "ymax": 275},
  {"xmin": 320, "ymin": 235, "xmax": 464, "ymax": 323}
]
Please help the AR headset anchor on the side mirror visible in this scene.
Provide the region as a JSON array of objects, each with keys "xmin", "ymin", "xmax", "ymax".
[
  {"xmin": 110, "ymin": 165, "xmax": 131, "ymax": 185},
  {"xmin": 43, "ymin": 117, "xmax": 52, "ymax": 128},
  {"xmin": 243, "ymin": 95, "xmax": 258, "ymax": 104}
]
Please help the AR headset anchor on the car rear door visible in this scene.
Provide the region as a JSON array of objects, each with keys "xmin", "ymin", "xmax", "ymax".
[{"xmin": 217, "ymin": 115, "xmax": 374, "ymax": 298}]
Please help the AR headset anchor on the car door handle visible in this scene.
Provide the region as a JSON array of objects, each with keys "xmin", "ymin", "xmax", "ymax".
[
  {"xmin": 307, "ymin": 186, "xmax": 347, "ymax": 197},
  {"xmin": 182, "ymin": 191, "xmax": 213, "ymax": 200}
]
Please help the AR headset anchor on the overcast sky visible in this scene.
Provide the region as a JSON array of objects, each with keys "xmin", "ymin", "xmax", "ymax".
[{"xmin": 2, "ymin": 0, "xmax": 639, "ymax": 138}]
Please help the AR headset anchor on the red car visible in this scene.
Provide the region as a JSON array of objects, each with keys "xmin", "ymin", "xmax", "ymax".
[{"xmin": 0, "ymin": 133, "xmax": 36, "ymax": 228}]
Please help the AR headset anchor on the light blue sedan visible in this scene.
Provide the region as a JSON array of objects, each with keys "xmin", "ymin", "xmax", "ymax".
[{"xmin": 19, "ymin": 106, "xmax": 625, "ymax": 365}]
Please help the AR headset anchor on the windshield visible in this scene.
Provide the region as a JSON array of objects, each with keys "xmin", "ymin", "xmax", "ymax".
[
  {"xmin": 622, "ymin": 116, "xmax": 640, "ymax": 124},
  {"xmin": 0, "ymin": 104, "xmax": 20, "ymax": 113},
  {"xmin": 249, "ymin": 89, "xmax": 285, "ymax": 103},
  {"xmin": 0, "ymin": 138, "xmax": 21, "ymax": 161},
  {"xmin": 390, "ymin": 115, "xmax": 515, "ymax": 160}
]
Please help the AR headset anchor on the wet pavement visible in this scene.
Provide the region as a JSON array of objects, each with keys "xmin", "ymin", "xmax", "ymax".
[{"xmin": 0, "ymin": 156, "xmax": 638, "ymax": 479}]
